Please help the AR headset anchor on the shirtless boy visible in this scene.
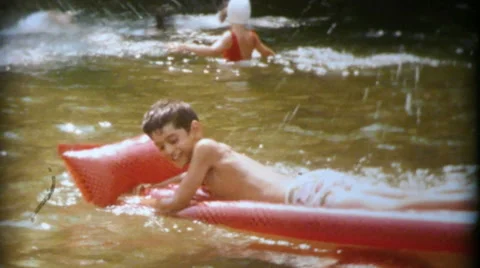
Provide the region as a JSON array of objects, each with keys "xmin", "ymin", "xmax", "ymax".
[
  {"xmin": 139, "ymin": 99, "xmax": 476, "ymax": 214},
  {"xmin": 169, "ymin": 0, "xmax": 275, "ymax": 61}
]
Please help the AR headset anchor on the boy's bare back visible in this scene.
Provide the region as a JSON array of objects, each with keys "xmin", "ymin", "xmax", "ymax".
[{"xmin": 198, "ymin": 138, "xmax": 291, "ymax": 202}]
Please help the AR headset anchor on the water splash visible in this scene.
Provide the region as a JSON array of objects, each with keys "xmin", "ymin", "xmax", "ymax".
[
  {"xmin": 1, "ymin": 11, "xmax": 80, "ymax": 35},
  {"xmin": 277, "ymin": 47, "xmax": 444, "ymax": 76}
]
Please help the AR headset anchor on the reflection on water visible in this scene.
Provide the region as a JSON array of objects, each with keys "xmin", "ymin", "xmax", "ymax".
[{"xmin": 0, "ymin": 7, "xmax": 477, "ymax": 268}]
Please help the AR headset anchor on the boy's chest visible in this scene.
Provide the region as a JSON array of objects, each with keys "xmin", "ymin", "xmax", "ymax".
[{"xmin": 201, "ymin": 163, "xmax": 243, "ymax": 194}]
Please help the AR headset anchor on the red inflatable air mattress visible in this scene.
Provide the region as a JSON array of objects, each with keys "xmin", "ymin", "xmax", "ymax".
[{"xmin": 58, "ymin": 135, "xmax": 475, "ymax": 254}]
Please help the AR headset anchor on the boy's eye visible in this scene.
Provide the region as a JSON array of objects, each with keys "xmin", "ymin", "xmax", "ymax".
[{"xmin": 167, "ymin": 137, "xmax": 178, "ymax": 144}]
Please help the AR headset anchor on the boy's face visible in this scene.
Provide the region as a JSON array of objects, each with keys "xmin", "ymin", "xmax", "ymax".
[{"xmin": 149, "ymin": 121, "xmax": 201, "ymax": 167}]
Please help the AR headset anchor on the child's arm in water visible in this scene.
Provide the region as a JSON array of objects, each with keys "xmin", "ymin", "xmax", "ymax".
[
  {"xmin": 253, "ymin": 33, "xmax": 275, "ymax": 58},
  {"xmin": 172, "ymin": 31, "xmax": 232, "ymax": 57},
  {"xmin": 146, "ymin": 139, "xmax": 220, "ymax": 213}
]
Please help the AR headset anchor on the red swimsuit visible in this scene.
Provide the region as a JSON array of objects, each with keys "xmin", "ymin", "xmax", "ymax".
[{"xmin": 223, "ymin": 30, "xmax": 256, "ymax": 62}]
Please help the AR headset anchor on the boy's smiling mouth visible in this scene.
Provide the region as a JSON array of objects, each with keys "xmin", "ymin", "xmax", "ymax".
[
  {"xmin": 169, "ymin": 151, "xmax": 189, "ymax": 167},
  {"xmin": 171, "ymin": 152, "xmax": 180, "ymax": 161}
]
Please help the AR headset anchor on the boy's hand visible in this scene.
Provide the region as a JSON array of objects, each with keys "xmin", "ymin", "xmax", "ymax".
[
  {"xmin": 140, "ymin": 196, "xmax": 178, "ymax": 215},
  {"xmin": 132, "ymin": 183, "xmax": 151, "ymax": 195}
]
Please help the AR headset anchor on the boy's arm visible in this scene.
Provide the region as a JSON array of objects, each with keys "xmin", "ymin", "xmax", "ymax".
[
  {"xmin": 253, "ymin": 33, "xmax": 275, "ymax": 58},
  {"xmin": 154, "ymin": 139, "xmax": 220, "ymax": 213},
  {"xmin": 131, "ymin": 172, "xmax": 186, "ymax": 195},
  {"xmin": 151, "ymin": 172, "xmax": 186, "ymax": 188},
  {"xmin": 175, "ymin": 31, "xmax": 232, "ymax": 57}
]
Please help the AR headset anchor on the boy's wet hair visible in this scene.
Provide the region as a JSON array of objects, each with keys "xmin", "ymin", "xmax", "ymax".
[{"xmin": 142, "ymin": 99, "xmax": 199, "ymax": 135}]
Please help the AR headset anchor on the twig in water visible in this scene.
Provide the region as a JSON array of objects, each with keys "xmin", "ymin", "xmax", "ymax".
[
  {"xmin": 30, "ymin": 168, "xmax": 56, "ymax": 222},
  {"xmin": 327, "ymin": 22, "xmax": 337, "ymax": 35},
  {"xmin": 279, "ymin": 104, "xmax": 300, "ymax": 130}
]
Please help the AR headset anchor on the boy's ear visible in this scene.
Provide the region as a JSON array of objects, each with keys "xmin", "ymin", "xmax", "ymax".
[{"xmin": 190, "ymin": 120, "xmax": 202, "ymax": 137}]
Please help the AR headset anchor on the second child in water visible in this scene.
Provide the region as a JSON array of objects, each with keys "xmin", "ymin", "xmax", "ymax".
[{"xmin": 170, "ymin": 0, "xmax": 275, "ymax": 61}]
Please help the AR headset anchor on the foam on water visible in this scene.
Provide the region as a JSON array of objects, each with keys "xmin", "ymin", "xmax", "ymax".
[
  {"xmin": 356, "ymin": 164, "xmax": 478, "ymax": 190},
  {"xmin": 275, "ymin": 47, "xmax": 445, "ymax": 76},
  {"xmin": 2, "ymin": 11, "xmax": 79, "ymax": 35},
  {"xmin": 0, "ymin": 11, "xmax": 170, "ymax": 66},
  {"xmin": 0, "ymin": 28, "xmax": 168, "ymax": 66},
  {"xmin": 56, "ymin": 123, "xmax": 96, "ymax": 135},
  {"xmin": 0, "ymin": 219, "xmax": 52, "ymax": 230}
]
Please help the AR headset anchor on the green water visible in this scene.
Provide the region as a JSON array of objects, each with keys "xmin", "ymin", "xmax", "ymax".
[{"xmin": 0, "ymin": 4, "xmax": 477, "ymax": 268}]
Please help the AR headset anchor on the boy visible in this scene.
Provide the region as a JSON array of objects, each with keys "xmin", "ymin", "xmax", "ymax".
[
  {"xmin": 139, "ymin": 99, "xmax": 476, "ymax": 214},
  {"xmin": 169, "ymin": 0, "xmax": 275, "ymax": 61}
]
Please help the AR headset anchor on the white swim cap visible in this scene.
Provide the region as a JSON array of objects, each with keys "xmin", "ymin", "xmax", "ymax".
[{"xmin": 226, "ymin": 0, "xmax": 251, "ymax": 24}]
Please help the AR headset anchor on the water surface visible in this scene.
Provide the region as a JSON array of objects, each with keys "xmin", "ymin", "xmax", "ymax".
[{"xmin": 0, "ymin": 6, "xmax": 477, "ymax": 268}]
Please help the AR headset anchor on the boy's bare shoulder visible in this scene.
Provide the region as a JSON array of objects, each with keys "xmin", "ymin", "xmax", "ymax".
[
  {"xmin": 194, "ymin": 138, "xmax": 231, "ymax": 155},
  {"xmin": 194, "ymin": 138, "xmax": 221, "ymax": 152}
]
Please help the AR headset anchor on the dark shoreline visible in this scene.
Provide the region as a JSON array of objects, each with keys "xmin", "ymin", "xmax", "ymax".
[{"xmin": 0, "ymin": 0, "xmax": 476, "ymax": 31}]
